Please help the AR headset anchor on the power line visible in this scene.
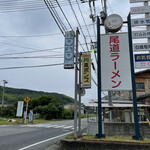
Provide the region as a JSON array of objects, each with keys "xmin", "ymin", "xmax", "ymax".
[
  {"xmin": 0, "ymin": 42, "xmax": 89, "ymax": 56},
  {"xmin": 44, "ymin": 0, "xmax": 65, "ymax": 35},
  {"xmin": 55, "ymin": 0, "xmax": 72, "ymax": 30},
  {"xmin": 48, "ymin": 0, "xmax": 67, "ymax": 32},
  {"xmin": 0, "ymin": 33, "xmax": 62, "ymax": 38},
  {"xmin": 0, "ymin": 62, "xmax": 64, "ymax": 70},
  {"xmin": 0, "ymin": 47, "xmax": 64, "ymax": 56},
  {"xmin": 0, "ymin": 23, "xmax": 95, "ymax": 38},
  {"xmin": 68, "ymin": 0, "xmax": 90, "ymax": 51},
  {"xmin": 0, "ymin": 0, "xmax": 78, "ymax": 13},
  {"xmin": 0, "ymin": 54, "xmax": 64, "ymax": 59},
  {"xmin": 76, "ymin": 0, "xmax": 92, "ymax": 41}
]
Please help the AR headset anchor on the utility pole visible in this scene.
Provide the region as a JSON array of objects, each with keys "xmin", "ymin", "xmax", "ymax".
[
  {"xmin": 78, "ymin": 52, "xmax": 82, "ymax": 136},
  {"xmin": 74, "ymin": 28, "xmax": 79, "ymax": 140},
  {"xmin": 2, "ymin": 80, "xmax": 8, "ymax": 107}
]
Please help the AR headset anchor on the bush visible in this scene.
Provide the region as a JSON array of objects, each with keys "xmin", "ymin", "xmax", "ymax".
[
  {"xmin": 62, "ymin": 109, "xmax": 74, "ymax": 119},
  {"xmin": 0, "ymin": 106, "xmax": 16, "ymax": 118}
]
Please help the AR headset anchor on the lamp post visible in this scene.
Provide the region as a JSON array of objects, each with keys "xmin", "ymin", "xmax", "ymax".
[{"xmin": 2, "ymin": 80, "xmax": 8, "ymax": 107}]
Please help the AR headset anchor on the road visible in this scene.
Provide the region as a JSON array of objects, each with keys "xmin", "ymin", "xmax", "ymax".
[{"xmin": 0, "ymin": 119, "xmax": 87, "ymax": 150}]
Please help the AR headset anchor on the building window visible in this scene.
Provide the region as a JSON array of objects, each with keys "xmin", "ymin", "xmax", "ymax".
[{"xmin": 136, "ymin": 83, "xmax": 145, "ymax": 90}]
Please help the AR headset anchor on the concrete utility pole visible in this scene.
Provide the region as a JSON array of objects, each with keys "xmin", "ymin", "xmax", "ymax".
[
  {"xmin": 2, "ymin": 80, "xmax": 8, "ymax": 107},
  {"xmin": 78, "ymin": 52, "xmax": 82, "ymax": 137},
  {"xmin": 74, "ymin": 28, "xmax": 79, "ymax": 140}
]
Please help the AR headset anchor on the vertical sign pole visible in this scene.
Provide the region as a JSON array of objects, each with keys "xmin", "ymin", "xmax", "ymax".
[
  {"xmin": 78, "ymin": 52, "xmax": 82, "ymax": 136},
  {"xmin": 74, "ymin": 28, "xmax": 79, "ymax": 140},
  {"xmin": 25, "ymin": 102, "xmax": 28, "ymax": 124},
  {"xmin": 96, "ymin": 16, "xmax": 105, "ymax": 138},
  {"xmin": 127, "ymin": 13, "xmax": 141, "ymax": 140}
]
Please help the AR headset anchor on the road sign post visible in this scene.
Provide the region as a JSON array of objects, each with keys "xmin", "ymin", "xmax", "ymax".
[
  {"xmin": 96, "ymin": 16, "xmax": 105, "ymax": 138},
  {"xmin": 24, "ymin": 96, "xmax": 30, "ymax": 124},
  {"xmin": 74, "ymin": 28, "xmax": 79, "ymax": 140},
  {"xmin": 127, "ymin": 13, "xmax": 142, "ymax": 140}
]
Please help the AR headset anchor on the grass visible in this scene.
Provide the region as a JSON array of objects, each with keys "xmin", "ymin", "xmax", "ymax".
[
  {"xmin": 67, "ymin": 135, "xmax": 150, "ymax": 144},
  {"xmin": 0, "ymin": 117, "xmax": 51, "ymax": 125}
]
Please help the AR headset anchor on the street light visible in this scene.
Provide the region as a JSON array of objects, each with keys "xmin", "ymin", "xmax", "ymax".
[{"xmin": 2, "ymin": 80, "xmax": 8, "ymax": 107}]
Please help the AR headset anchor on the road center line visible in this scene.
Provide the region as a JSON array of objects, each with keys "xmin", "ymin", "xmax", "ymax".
[{"xmin": 18, "ymin": 131, "xmax": 73, "ymax": 150}]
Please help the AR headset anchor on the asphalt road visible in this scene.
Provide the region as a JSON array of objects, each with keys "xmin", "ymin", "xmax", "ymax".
[{"xmin": 0, "ymin": 119, "xmax": 87, "ymax": 150}]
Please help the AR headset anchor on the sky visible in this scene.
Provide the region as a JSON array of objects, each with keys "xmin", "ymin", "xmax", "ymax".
[{"xmin": 0, "ymin": 0, "xmax": 145, "ymax": 103}]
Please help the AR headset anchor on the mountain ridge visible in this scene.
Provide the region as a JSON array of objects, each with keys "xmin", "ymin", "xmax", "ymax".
[{"xmin": 0, "ymin": 86, "xmax": 74, "ymax": 105}]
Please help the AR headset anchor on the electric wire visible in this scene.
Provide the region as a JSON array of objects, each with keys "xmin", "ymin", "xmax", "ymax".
[
  {"xmin": 0, "ymin": 0, "xmax": 79, "ymax": 13},
  {"xmin": 0, "ymin": 62, "xmax": 64, "ymax": 70},
  {"xmin": 48, "ymin": 0, "xmax": 68, "ymax": 32},
  {"xmin": 107, "ymin": 0, "xmax": 114, "ymax": 14},
  {"xmin": 0, "ymin": 47, "xmax": 64, "ymax": 56},
  {"xmin": 44, "ymin": 0, "xmax": 65, "ymax": 35},
  {"xmin": 55, "ymin": 0, "xmax": 72, "ymax": 30},
  {"xmin": 76, "ymin": 0, "xmax": 92, "ymax": 41},
  {"xmin": 0, "ymin": 42, "xmax": 89, "ymax": 56},
  {"xmin": 0, "ymin": 54, "xmax": 64, "ymax": 59},
  {"xmin": 68, "ymin": 0, "xmax": 90, "ymax": 51}
]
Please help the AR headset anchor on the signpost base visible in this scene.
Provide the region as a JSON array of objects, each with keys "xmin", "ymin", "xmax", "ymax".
[
  {"xmin": 132, "ymin": 135, "xmax": 143, "ymax": 140},
  {"xmin": 95, "ymin": 134, "xmax": 105, "ymax": 139}
]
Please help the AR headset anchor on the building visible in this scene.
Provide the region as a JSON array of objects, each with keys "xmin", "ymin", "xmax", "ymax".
[
  {"xmin": 115, "ymin": 69, "xmax": 150, "ymax": 105},
  {"xmin": 84, "ymin": 99, "xmax": 150, "ymax": 123}
]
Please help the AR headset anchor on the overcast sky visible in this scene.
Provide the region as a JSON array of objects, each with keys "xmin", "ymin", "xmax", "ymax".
[{"xmin": 0, "ymin": 0, "xmax": 143, "ymax": 103}]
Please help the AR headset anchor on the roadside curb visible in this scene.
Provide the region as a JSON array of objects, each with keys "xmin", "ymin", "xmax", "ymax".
[{"xmin": 60, "ymin": 139, "xmax": 150, "ymax": 150}]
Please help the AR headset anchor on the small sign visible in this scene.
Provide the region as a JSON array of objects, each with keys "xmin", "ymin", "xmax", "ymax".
[
  {"xmin": 82, "ymin": 53, "xmax": 91, "ymax": 88},
  {"xmin": 130, "ymin": 0, "xmax": 150, "ymax": 3},
  {"xmin": 135, "ymin": 54, "xmax": 150, "ymax": 69},
  {"xmin": 132, "ymin": 30, "xmax": 150, "ymax": 39},
  {"xmin": 64, "ymin": 31, "xmax": 75, "ymax": 69},
  {"xmin": 131, "ymin": 6, "xmax": 150, "ymax": 14},
  {"xmin": 29, "ymin": 110, "xmax": 33, "ymax": 123},
  {"xmin": 16, "ymin": 101, "xmax": 24, "ymax": 117},
  {"xmin": 133, "ymin": 43, "xmax": 150, "ymax": 51},
  {"xmin": 132, "ymin": 18, "xmax": 150, "ymax": 26},
  {"xmin": 24, "ymin": 96, "xmax": 30, "ymax": 103}
]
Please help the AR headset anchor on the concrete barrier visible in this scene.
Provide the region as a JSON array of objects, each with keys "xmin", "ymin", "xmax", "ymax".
[
  {"xmin": 88, "ymin": 122, "xmax": 150, "ymax": 138},
  {"xmin": 61, "ymin": 139, "xmax": 150, "ymax": 150}
]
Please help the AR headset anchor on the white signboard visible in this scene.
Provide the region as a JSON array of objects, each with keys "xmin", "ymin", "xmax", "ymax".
[
  {"xmin": 133, "ymin": 43, "xmax": 150, "ymax": 51},
  {"xmin": 130, "ymin": 0, "xmax": 150, "ymax": 3},
  {"xmin": 132, "ymin": 18, "xmax": 150, "ymax": 26},
  {"xmin": 135, "ymin": 54, "xmax": 150, "ymax": 69},
  {"xmin": 131, "ymin": 6, "xmax": 150, "ymax": 14},
  {"xmin": 16, "ymin": 101, "xmax": 24, "ymax": 117},
  {"xmin": 132, "ymin": 30, "xmax": 150, "ymax": 39},
  {"xmin": 101, "ymin": 33, "xmax": 132, "ymax": 91},
  {"xmin": 64, "ymin": 31, "xmax": 75, "ymax": 69}
]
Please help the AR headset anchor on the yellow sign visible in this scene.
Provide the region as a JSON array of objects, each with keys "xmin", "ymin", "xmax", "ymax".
[
  {"xmin": 146, "ymin": 118, "xmax": 150, "ymax": 126},
  {"xmin": 24, "ymin": 96, "xmax": 30, "ymax": 103},
  {"xmin": 82, "ymin": 53, "xmax": 91, "ymax": 88}
]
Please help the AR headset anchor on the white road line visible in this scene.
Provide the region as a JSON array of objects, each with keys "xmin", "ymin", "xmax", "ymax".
[
  {"xmin": 63, "ymin": 126, "xmax": 73, "ymax": 129},
  {"xmin": 53, "ymin": 125, "xmax": 66, "ymax": 128},
  {"xmin": 21, "ymin": 124, "xmax": 74, "ymax": 129},
  {"xmin": 18, "ymin": 131, "xmax": 73, "ymax": 150},
  {"xmin": 0, "ymin": 125, "xmax": 10, "ymax": 127},
  {"xmin": 44, "ymin": 125, "xmax": 58, "ymax": 128}
]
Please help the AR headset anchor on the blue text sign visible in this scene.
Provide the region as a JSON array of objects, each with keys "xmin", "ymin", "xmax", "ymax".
[{"xmin": 64, "ymin": 31, "xmax": 75, "ymax": 69}]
